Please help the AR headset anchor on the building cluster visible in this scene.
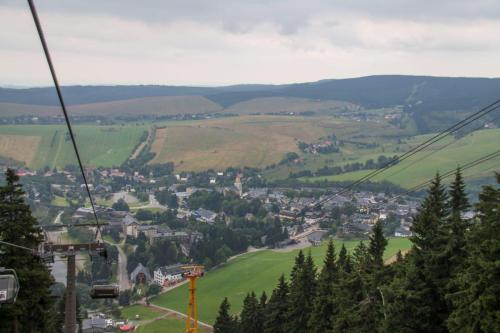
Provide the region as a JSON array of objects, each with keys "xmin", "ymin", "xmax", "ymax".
[
  {"xmin": 14, "ymin": 165, "xmax": 421, "ymax": 295},
  {"xmin": 245, "ymin": 187, "xmax": 417, "ymax": 238},
  {"xmin": 82, "ymin": 312, "xmax": 134, "ymax": 333}
]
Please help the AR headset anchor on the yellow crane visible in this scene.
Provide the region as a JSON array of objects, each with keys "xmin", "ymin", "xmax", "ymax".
[{"xmin": 182, "ymin": 265, "xmax": 205, "ymax": 333}]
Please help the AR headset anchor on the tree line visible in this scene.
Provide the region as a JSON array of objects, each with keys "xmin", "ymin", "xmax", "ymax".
[
  {"xmin": 289, "ymin": 155, "xmax": 399, "ymax": 178},
  {"xmin": 213, "ymin": 170, "xmax": 499, "ymax": 333}
]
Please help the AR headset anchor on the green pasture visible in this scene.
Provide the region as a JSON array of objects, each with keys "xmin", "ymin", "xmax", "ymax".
[
  {"xmin": 122, "ymin": 305, "xmax": 163, "ymax": 322},
  {"xmin": 298, "ymin": 129, "xmax": 500, "ymax": 188},
  {"xmin": 151, "ymin": 238, "xmax": 411, "ymax": 324},
  {"xmin": 0, "ymin": 124, "xmax": 147, "ymax": 169},
  {"xmin": 134, "ymin": 316, "xmax": 210, "ymax": 333},
  {"xmin": 51, "ymin": 195, "xmax": 69, "ymax": 207},
  {"xmin": 120, "ymin": 305, "xmax": 205, "ymax": 333}
]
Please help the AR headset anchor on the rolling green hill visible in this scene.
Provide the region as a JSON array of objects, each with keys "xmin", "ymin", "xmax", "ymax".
[
  {"xmin": 0, "ymin": 96, "xmax": 222, "ymax": 119},
  {"xmin": 148, "ymin": 114, "xmax": 410, "ymax": 172},
  {"xmin": 298, "ymin": 128, "xmax": 500, "ymax": 188},
  {"xmin": 120, "ymin": 305, "xmax": 209, "ymax": 333},
  {"xmin": 151, "ymin": 238, "xmax": 411, "ymax": 324},
  {"xmin": 2, "ymin": 76, "xmax": 500, "ymax": 133},
  {"xmin": 0, "ymin": 124, "xmax": 147, "ymax": 169}
]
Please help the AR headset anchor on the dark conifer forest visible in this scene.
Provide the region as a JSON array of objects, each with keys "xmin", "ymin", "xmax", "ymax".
[{"xmin": 214, "ymin": 170, "xmax": 500, "ymax": 333}]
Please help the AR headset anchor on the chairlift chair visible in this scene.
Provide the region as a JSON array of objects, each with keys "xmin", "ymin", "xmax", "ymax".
[
  {"xmin": 90, "ymin": 283, "xmax": 119, "ymax": 299},
  {"xmin": 89, "ymin": 244, "xmax": 107, "ymax": 262},
  {"xmin": 33, "ymin": 243, "xmax": 55, "ymax": 264},
  {"xmin": 0, "ymin": 268, "xmax": 20, "ymax": 304},
  {"xmin": 41, "ymin": 253, "xmax": 55, "ymax": 264},
  {"xmin": 88, "ymin": 242, "xmax": 117, "ymax": 298}
]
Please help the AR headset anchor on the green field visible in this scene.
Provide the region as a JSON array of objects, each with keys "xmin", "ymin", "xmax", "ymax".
[
  {"xmin": 151, "ymin": 238, "xmax": 411, "ymax": 324},
  {"xmin": 51, "ymin": 195, "xmax": 69, "ymax": 207},
  {"xmin": 122, "ymin": 305, "xmax": 164, "ymax": 322},
  {"xmin": 134, "ymin": 316, "xmax": 210, "ymax": 333},
  {"xmin": 298, "ymin": 129, "xmax": 500, "ymax": 188},
  {"xmin": 121, "ymin": 305, "xmax": 209, "ymax": 333},
  {"xmin": 149, "ymin": 115, "xmax": 409, "ymax": 172},
  {"xmin": 0, "ymin": 124, "xmax": 147, "ymax": 169},
  {"xmin": 1, "ymin": 116, "xmax": 495, "ymax": 181}
]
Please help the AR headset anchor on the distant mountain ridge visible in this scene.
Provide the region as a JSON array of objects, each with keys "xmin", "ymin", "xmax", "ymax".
[
  {"xmin": 1, "ymin": 75, "xmax": 499, "ymax": 108},
  {"xmin": 1, "ymin": 75, "xmax": 499, "ymax": 133},
  {"xmin": 0, "ymin": 84, "xmax": 280, "ymax": 106}
]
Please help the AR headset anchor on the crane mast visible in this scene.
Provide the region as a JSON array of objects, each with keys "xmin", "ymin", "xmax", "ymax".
[{"xmin": 182, "ymin": 265, "xmax": 205, "ymax": 333}]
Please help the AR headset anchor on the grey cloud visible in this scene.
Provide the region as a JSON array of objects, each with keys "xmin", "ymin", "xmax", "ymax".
[
  {"xmin": 4, "ymin": 0, "xmax": 500, "ymax": 36},
  {"xmin": 2, "ymin": 0, "xmax": 500, "ymax": 86}
]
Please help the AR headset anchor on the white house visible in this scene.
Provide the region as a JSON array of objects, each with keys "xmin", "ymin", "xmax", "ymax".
[
  {"xmin": 194, "ymin": 208, "xmax": 217, "ymax": 223},
  {"xmin": 153, "ymin": 264, "xmax": 185, "ymax": 286},
  {"xmin": 122, "ymin": 214, "xmax": 140, "ymax": 238},
  {"xmin": 394, "ymin": 227, "xmax": 412, "ymax": 237}
]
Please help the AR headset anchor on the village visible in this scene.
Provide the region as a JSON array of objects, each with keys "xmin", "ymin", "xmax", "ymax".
[
  {"xmin": 5, "ymin": 164, "xmax": 424, "ymax": 331},
  {"xmin": 14, "ymin": 164, "xmax": 418, "ymax": 271}
]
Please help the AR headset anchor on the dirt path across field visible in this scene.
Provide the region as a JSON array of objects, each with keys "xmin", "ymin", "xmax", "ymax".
[
  {"xmin": 138, "ymin": 301, "xmax": 214, "ymax": 331},
  {"xmin": 130, "ymin": 127, "xmax": 152, "ymax": 159},
  {"xmin": 384, "ymin": 249, "xmax": 410, "ymax": 265}
]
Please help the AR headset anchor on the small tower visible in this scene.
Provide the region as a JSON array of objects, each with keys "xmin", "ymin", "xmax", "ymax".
[{"xmin": 234, "ymin": 174, "xmax": 243, "ymax": 197}]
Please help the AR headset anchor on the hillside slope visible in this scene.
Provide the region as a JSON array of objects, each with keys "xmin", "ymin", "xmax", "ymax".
[
  {"xmin": 3, "ymin": 75, "xmax": 499, "ymax": 113},
  {"xmin": 0, "ymin": 96, "xmax": 222, "ymax": 118},
  {"xmin": 152, "ymin": 238, "xmax": 411, "ymax": 324}
]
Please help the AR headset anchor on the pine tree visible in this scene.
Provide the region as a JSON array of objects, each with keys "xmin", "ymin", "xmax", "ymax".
[
  {"xmin": 338, "ymin": 243, "xmax": 348, "ymax": 270},
  {"xmin": 352, "ymin": 241, "xmax": 370, "ymax": 273},
  {"xmin": 289, "ymin": 249, "xmax": 305, "ymax": 282},
  {"xmin": 214, "ymin": 298, "xmax": 237, "ymax": 333},
  {"xmin": 447, "ymin": 174, "xmax": 500, "ymax": 333},
  {"xmin": 258, "ymin": 290, "xmax": 268, "ymax": 329},
  {"xmin": 395, "ymin": 250, "xmax": 403, "ymax": 263},
  {"xmin": 331, "ymin": 263, "xmax": 368, "ymax": 332},
  {"xmin": 444, "ymin": 168, "xmax": 470, "ymax": 275},
  {"xmin": 340, "ymin": 221, "xmax": 390, "ymax": 333},
  {"xmin": 0, "ymin": 169, "xmax": 58, "ymax": 332},
  {"xmin": 411, "ymin": 173, "xmax": 449, "ymax": 252},
  {"xmin": 341, "ymin": 238, "xmax": 391, "ymax": 332},
  {"xmin": 264, "ymin": 275, "xmax": 289, "ymax": 333},
  {"xmin": 369, "ymin": 221, "xmax": 388, "ymax": 268},
  {"xmin": 309, "ymin": 240, "xmax": 338, "ymax": 332},
  {"xmin": 386, "ymin": 173, "xmax": 450, "ymax": 333},
  {"xmin": 259, "ymin": 291, "xmax": 267, "ymax": 308},
  {"xmin": 338, "ymin": 242, "xmax": 353, "ymax": 278},
  {"xmin": 240, "ymin": 292, "xmax": 262, "ymax": 333},
  {"xmin": 286, "ymin": 251, "xmax": 317, "ymax": 333},
  {"xmin": 384, "ymin": 252, "xmax": 442, "ymax": 333},
  {"xmin": 449, "ymin": 167, "xmax": 469, "ymax": 219}
]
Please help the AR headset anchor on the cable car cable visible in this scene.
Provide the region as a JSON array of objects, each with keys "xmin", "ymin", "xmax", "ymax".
[
  {"xmin": 382, "ymin": 113, "xmax": 500, "ymax": 181},
  {"xmin": 388, "ymin": 149, "xmax": 500, "ymax": 202},
  {"xmin": 311, "ymin": 100, "xmax": 500, "ymax": 208},
  {"xmin": 331, "ymin": 101, "xmax": 500, "ymax": 198},
  {"xmin": 0, "ymin": 240, "xmax": 35, "ymax": 253},
  {"xmin": 26, "ymin": 0, "xmax": 101, "ymax": 238}
]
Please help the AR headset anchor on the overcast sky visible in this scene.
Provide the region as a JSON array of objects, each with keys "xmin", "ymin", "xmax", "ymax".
[{"xmin": 1, "ymin": 0, "xmax": 500, "ymax": 86}]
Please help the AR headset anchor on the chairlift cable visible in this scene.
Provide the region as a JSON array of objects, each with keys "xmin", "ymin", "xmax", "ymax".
[
  {"xmin": 389, "ymin": 149, "xmax": 500, "ymax": 202},
  {"xmin": 332, "ymin": 101, "xmax": 500, "ymax": 196},
  {"xmin": 27, "ymin": 0, "xmax": 101, "ymax": 239},
  {"xmin": 382, "ymin": 113, "xmax": 500, "ymax": 181},
  {"xmin": 313, "ymin": 100, "xmax": 500, "ymax": 208},
  {"xmin": 0, "ymin": 240, "xmax": 35, "ymax": 253}
]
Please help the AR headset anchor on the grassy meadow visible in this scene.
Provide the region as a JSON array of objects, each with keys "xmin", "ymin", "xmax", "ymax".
[
  {"xmin": 134, "ymin": 316, "xmax": 211, "ymax": 333},
  {"xmin": 122, "ymin": 304, "xmax": 164, "ymax": 322},
  {"xmin": 151, "ymin": 238, "xmax": 411, "ymax": 324},
  {"xmin": 298, "ymin": 128, "xmax": 500, "ymax": 188},
  {"xmin": 121, "ymin": 304, "xmax": 210, "ymax": 333},
  {"xmin": 149, "ymin": 115, "xmax": 408, "ymax": 171},
  {"xmin": 0, "ymin": 124, "xmax": 147, "ymax": 169},
  {"xmin": 0, "ymin": 116, "xmax": 496, "ymax": 186}
]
